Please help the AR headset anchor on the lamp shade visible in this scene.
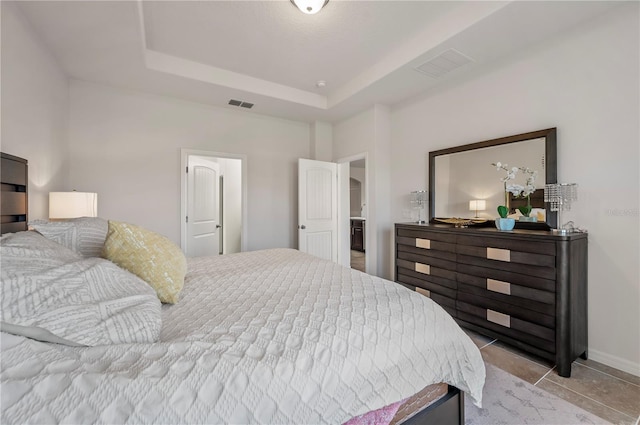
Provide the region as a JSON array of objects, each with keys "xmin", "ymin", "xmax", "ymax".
[
  {"xmin": 469, "ymin": 200, "xmax": 486, "ymax": 211},
  {"xmin": 49, "ymin": 192, "xmax": 98, "ymax": 219},
  {"xmin": 290, "ymin": 0, "xmax": 328, "ymax": 14}
]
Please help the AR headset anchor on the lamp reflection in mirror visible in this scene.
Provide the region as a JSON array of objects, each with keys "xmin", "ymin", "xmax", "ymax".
[
  {"xmin": 290, "ymin": 0, "xmax": 329, "ymax": 14},
  {"xmin": 469, "ymin": 199, "xmax": 486, "ymax": 218},
  {"xmin": 410, "ymin": 190, "xmax": 428, "ymax": 224},
  {"xmin": 49, "ymin": 192, "xmax": 98, "ymax": 219}
]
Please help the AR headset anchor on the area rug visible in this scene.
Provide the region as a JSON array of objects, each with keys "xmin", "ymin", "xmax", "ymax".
[{"xmin": 465, "ymin": 364, "xmax": 611, "ymax": 424}]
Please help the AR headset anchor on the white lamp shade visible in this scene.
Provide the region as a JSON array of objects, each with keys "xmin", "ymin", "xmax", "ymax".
[
  {"xmin": 49, "ymin": 192, "xmax": 98, "ymax": 219},
  {"xmin": 291, "ymin": 0, "xmax": 328, "ymax": 14},
  {"xmin": 469, "ymin": 200, "xmax": 486, "ymax": 211}
]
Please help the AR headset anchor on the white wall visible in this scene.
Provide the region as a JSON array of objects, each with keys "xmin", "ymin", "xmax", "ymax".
[
  {"xmin": 67, "ymin": 81, "xmax": 309, "ymax": 250},
  {"xmin": 1, "ymin": 2, "xmax": 69, "ymax": 220},
  {"xmin": 391, "ymin": 4, "xmax": 639, "ymax": 375},
  {"xmin": 334, "ymin": 104, "xmax": 392, "ymax": 279}
]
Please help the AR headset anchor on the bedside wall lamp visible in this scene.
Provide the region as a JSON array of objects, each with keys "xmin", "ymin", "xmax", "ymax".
[
  {"xmin": 290, "ymin": 0, "xmax": 329, "ymax": 15},
  {"xmin": 49, "ymin": 191, "xmax": 98, "ymax": 219},
  {"xmin": 469, "ymin": 199, "xmax": 486, "ymax": 218}
]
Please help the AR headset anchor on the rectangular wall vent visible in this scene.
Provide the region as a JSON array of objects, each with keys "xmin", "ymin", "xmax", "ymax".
[
  {"xmin": 229, "ymin": 99, "xmax": 254, "ymax": 109},
  {"xmin": 414, "ymin": 49, "xmax": 474, "ymax": 78}
]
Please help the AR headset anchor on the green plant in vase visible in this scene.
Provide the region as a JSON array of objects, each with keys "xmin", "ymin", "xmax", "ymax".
[
  {"xmin": 507, "ymin": 167, "xmax": 538, "ymax": 221},
  {"xmin": 492, "ymin": 162, "xmax": 518, "ymax": 230},
  {"xmin": 492, "ymin": 162, "xmax": 517, "ymax": 216}
]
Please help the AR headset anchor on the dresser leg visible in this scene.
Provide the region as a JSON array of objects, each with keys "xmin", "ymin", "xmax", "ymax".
[
  {"xmin": 557, "ymin": 362, "xmax": 572, "ymax": 378},
  {"xmin": 580, "ymin": 350, "xmax": 588, "ymax": 360}
]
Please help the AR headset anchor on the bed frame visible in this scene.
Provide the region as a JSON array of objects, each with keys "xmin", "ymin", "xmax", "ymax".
[
  {"xmin": 0, "ymin": 152, "xmax": 464, "ymax": 425},
  {"xmin": 1, "ymin": 152, "xmax": 28, "ymax": 235},
  {"xmin": 403, "ymin": 386, "xmax": 464, "ymax": 425}
]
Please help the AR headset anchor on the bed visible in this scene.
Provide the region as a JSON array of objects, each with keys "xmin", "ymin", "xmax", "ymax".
[{"xmin": 0, "ymin": 153, "xmax": 485, "ymax": 424}]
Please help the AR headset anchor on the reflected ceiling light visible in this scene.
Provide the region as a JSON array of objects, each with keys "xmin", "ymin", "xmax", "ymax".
[{"xmin": 290, "ymin": 0, "xmax": 329, "ymax": 15}]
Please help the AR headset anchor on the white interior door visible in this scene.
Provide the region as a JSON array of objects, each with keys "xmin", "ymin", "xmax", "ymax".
[
  {"xmin": 298, "ymin": 158, "xmax": 338, "ymax": 262},
  {"xmin": 187, "ymin": 156, "xmax": 221, "ymax": 257}
]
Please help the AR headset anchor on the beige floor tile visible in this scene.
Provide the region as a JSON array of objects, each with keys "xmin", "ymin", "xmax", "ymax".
[
  {"xmin": 480, "ymin": 343, "xmax": 552, "ymax": 385},
  {"xmin": 538, "ymin": 378, "xmax": 636, "ymax": 425},
  {"xmin": 546, "ymin": 362, "xmax": 640, "ymax": 419},
  {"xmin": 575, "ymin": 358, "xmax": 640, "ymax": 387}
]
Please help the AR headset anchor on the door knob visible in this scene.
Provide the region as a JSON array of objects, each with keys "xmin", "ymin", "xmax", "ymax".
[
  {"xmin": 216, "ymin": 224, "xmax": 222, "ymax": 229},
  {"xmin": 299, "ymin": 225, "xmax": 306, "ymax": 229}
]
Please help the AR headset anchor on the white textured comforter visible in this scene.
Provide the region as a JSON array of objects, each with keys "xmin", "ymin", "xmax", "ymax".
[{"xmin": 1, "ymin": 248, "xmax": 484, "ymax": 424}]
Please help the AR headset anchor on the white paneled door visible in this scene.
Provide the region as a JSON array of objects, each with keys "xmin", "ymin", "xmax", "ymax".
[
  {"xmin": 187, "ymin": 156, "xmax": 221, "ymax": 257},
  {"xmin": 298, "ymin": 158, "xmax": 338, "ymax": 262}
]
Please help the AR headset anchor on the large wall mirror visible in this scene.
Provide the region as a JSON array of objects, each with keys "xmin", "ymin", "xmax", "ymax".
[{"xmin": 428, "ymin": 128, "xmax": 557, "ymax": 230}]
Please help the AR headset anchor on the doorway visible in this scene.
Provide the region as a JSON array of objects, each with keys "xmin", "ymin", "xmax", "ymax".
[
  {"xmin": 180, "ymin": 149, "xmax": 247, "ymax": 257},
  {"xmin": 348, "ymin": 159, "xmax": 366, "ymax": 272}
]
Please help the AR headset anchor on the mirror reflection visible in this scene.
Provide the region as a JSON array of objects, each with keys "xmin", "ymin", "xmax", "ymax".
[
  {"xmin": 429, "ymin": 128, "xmax": 557, "ymax": 230},
  {"xmin": 434, "ymin": 138, "xmax": 545, "ymax": 219}
]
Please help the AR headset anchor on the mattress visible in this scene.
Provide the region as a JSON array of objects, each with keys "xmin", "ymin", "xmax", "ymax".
[{"xmin": 2, "ymin": 248, "xmax": 484, "ymax": 424}]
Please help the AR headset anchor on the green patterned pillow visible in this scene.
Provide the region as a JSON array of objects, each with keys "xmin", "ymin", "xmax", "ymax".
[{"xmin": 102, "ymin": 221, "xmax": 186, "ymax": 304}]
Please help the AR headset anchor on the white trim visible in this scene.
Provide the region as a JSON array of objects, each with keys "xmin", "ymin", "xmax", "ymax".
[
  {"xmin": 180, "ymin": 149, "xmax": 248, "ymax": 255},
  {"xmin": 588, "ymin": 348, "xmax": 640, "ymax": 378},
  {"xmin": 337, "ymin": 152, "xmax": 373, "ymax": 274}
]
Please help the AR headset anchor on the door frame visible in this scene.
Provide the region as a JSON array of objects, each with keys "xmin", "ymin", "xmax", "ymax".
[
  {"xmin": 337, "ymin": 152, "xmax": 372, "ymax": 274},
  {"xmin": 180, "ymin": 149, "xmax": 248, "ymax": 254}
]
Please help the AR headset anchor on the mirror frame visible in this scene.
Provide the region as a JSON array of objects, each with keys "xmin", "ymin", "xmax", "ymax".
[{"xmin": 428, "ymin": 128, "xmax": 557, "ymax": 230}]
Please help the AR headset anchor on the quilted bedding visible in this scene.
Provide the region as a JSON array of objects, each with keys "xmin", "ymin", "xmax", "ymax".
[{"xmin": 2, "ymin": 248, "xmax": 484, "ymax": 424}]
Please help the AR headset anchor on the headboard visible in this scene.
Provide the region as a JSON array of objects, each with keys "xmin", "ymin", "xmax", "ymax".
[{"xmin": 1, "ymin": 153, "xmax": 28, "ymax": 235}]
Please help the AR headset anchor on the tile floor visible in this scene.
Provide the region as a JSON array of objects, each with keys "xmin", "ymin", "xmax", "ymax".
[
  {"xmin": 350, "ymin": 250, "xmax": 365, "ymax": 272},
  {"xmin": 464, "ymin": 328, "xmax": 640, "ymax": 424}
]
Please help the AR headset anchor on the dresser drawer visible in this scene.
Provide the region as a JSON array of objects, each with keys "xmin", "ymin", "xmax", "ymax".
[
  {"xmin": 397, "ymin": 250, "xmax": 456, "ymax": 274},
  {"xmin": 397, "ymin": 243, "xmax": 456, "ymax": 263},
  {"xmin": 457, "ymin": 280, "xmax": 554, "ymax": 316},
  {"xmin": 397, "ymin": 228, "xmax": 456, "ymax": 251},
  {"xmin": 456, "ymin": 234, "xmax": 555, "ymax": 256},
  {"xmin": 456, "ymin": 301, "xmax": 556, "ymax": 354},
  {"xmin": 457, "ymin": 263, "xmax": 556, "ymax": 293},
  {"xmin": 457, "ymin": 291, "xmax": 555, "ymax": 328},
  {"xmin": 457, "ymin": 253, "xmax": 556, "ymax": 280},
  {"xmin": 397, "ymin": 267, "xmax": 456, "ymax": 299}
]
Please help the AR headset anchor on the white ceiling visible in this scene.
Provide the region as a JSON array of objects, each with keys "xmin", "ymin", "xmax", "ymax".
[{"xmin": 15, "ymin": 0, "xmax": 621, "ymax": 123}]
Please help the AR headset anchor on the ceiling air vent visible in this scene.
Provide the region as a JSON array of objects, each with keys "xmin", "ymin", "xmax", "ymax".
[
  {"xmin": 414, "ymin": 49, "xmax": 474, "ymax": 78},
  {"xmin": 228, "ymin": 99, "xmax": 254, "ymax": 109}
]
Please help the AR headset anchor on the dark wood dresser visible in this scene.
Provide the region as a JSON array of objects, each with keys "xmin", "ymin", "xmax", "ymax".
[{"xmin": 395, "ymin": 223, "xmax": 588, "ymax": 377}]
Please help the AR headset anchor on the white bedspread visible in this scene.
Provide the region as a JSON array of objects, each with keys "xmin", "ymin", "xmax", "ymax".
[{"xmin": 1, "ymin": 248, "xmax": 484, "ymax": 424}]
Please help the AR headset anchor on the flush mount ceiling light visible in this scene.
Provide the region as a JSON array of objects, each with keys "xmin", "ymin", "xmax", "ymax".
[{"xmin": 290, "ymin": 0, "xmax": 329, "ymax": 15}]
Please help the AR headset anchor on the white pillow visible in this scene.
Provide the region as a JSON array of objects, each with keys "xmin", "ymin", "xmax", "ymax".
[
  {"xmin": 31, "ymin": 217, "xmax": 108, "ymax": 258},
  {"xmin": 1, "ymin": 231, "xmax": 162, "ymax": 346}
]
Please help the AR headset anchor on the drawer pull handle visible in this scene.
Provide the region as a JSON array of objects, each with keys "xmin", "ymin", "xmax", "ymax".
[
  {"xmin": 487, "ymin": 309, "xmax": 511, "ymax": 328},
  {"xmin": 487, "ymin": 278, "xmax": 511, "ymax": 295},
  {"xmin": 415, "ymin": 263, "xmax": 431, "ymax": 275},
  {"xmin": 416, "ymin": 238, "xmax": 431, "ymax": 249},
  {"xmin": 487, "ymin": 247, "xmax": 511, "ymax": 262},
  {"xmin": 416, "ymin": 287, "xmax": 431, "ymax": 298}
]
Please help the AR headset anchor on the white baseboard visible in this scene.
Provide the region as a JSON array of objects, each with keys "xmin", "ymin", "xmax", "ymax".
[{"xmin": 588, "ymin": 348, "xmax": 640, "ymax": 378}]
